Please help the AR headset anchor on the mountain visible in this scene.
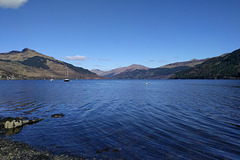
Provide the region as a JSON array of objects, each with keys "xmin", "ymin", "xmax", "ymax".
[
  {"xmin": 92, "ymin": 59, "xmax": 206, "ymax": 79},
  {"xmin": 171, "ymin": 48, "xmax": 240, "ymax": 79},
  {"xmin": 160, "ymin": 59, "xmax": 207, "ymax": 68},
  {"xmin": 90, "ymin": 69, "xmax": 106, "ymax": 76},
  {"xmin": 0, "ymin": 48, "xmax": 100, "ymax": 79},
  {"xmin": 96, "ymin": 48, "xmax": 239, "ymax": 79},
  {"xmin": 111, "ymin": 66, "xmax": 191, "ymax": 79},
  {"xmin": 92, "ymin": 64, "xmax": 149, "ymax": 78}
]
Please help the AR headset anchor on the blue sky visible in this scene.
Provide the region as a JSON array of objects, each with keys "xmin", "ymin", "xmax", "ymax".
[{"xmin": 0, "ymin": 0, "xmax": 239, "ymax": 71}]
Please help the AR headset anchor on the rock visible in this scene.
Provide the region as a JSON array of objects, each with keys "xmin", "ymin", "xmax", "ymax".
[
  {"xmin": 0, "ymin": 117, "xmax": 23, "ymax": 129},
  {"xmin": 96, "ymin": 150, "xmax": 102, "ymax": 153},
  {"xmin": 4, "ymin": 120, "xmax": 22, "ymax": 129},
  {"xmin": 0, "ymin": 117, "xmax": 43, "ymax": 129},
  {"xmin": 23, "ymin": 119, "xmax": 43, "ymax": 125},
  {"xmin": 0, "ymin": 117, "xmax": 43, "ymax": 135},
  {"xmin": 51, "ymin": 114, "xmax": 65, "ymax": 118},
  {"xmin": 103, "ymin": 148, "xmax": 109, "ymax": 152},
  {"xmin": 112, "ymin": 148, "xmax": 120, "ymax": 152},
  {"xmin": 96, "ymin": 147, "xmax": 120, "ymax": 154}
]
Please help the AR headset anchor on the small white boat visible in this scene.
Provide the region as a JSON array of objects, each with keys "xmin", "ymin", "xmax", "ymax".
[
  {"xmin": 64, "ymin": 68, "xmax": 70, "ymax": 82},
  {"xmin": 64, "ymin": 78, "xmax": 69, "ymax": 82}
]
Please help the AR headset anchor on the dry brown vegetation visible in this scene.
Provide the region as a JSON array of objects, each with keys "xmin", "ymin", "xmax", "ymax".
[{"xmin": 0, "ymin": 48, "xmax": 100, "ymax": 79}]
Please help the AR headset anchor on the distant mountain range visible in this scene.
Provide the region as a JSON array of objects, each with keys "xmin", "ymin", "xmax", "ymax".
[
  {"xmin": 171, "ymin": 48, "xmax": 240, "ymax": 79},
  {"xmin": 160, "ymin": 59, "xmax": 207, "ymax": 68},
  {"xmin": 91, "ymin": 48, "xmax": 240, "ymax": 79},
  {"xmin": 0, "ymin": 48, "xmax": 100, "ymax": 79},
  {"xmin": 1, "ymin": 48, "xmax": 239, "ymax": 80},
  {"xmin": 92, "ymin": 59, "xmax": 207, "ymax": 79},
  {"xmin": 91, "ymin": 64, "xmax": 149, "ymax": 78}
]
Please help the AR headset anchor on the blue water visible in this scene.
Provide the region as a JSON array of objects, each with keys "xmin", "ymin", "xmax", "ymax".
[{"xmin": 0, "ymin": 80, "xmax": 240, "ymax": 159}]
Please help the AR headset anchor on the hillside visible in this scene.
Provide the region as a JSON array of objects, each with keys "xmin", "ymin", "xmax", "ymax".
[
  {"xmin": 112, "ymin": 66, "xmax": 190, "ymax": 79},
  {"xmin": 160, "ymin": 59, "xmax": 207, "ymax": 68},
  {"xmin": 0, "ymin": 48, "xmax": 100, "ymax": 79},
  {"xmin": 93, "ymin": 59, "xmax": 206, "ymax": 79},
  {"xmin": 91, "ymin": 69, "xmax": 106, "ymax": 76},
  {"xmin": 92, "ymin": 64, "xmax": 149, "ymax": 78},
  {"xmin": 171, "ymin": 48, "xmax": 240, "ymax": 79}
]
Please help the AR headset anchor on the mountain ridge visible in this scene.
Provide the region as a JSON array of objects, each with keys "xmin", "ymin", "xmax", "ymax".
[
  {"xmin": 0, "ymin": 48, "xmax": 100, "ymax": 80},
  {"xmin": 1, "ymin": 48, "xmax": 239, "ymax": 80},
  {"xmin": 91, "ymin": 48, "xmax": 240, "ymax": 79},
  {"xmin": 92, "ymin": 59, "xmax": 207, "ymax": 79},
  {"xmin": 160, "ymin": 59, "xmax": 207, "ymax": 68},
  {"xmin": 171, "ymin": 48, "xmax": 240, "ymax": 79},
  {"xmin": 91, "ymin": 64, "xmax": 149, "ymax": 77}
]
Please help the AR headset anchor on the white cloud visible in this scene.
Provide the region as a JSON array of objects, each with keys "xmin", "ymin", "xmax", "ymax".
[
  {"xmin": 65, "ymin": 55, "xmax": 88, "ymax": 61},
  {"xmin": 0, "ymin": 0, "xmax": 28, "ymax": 9}
]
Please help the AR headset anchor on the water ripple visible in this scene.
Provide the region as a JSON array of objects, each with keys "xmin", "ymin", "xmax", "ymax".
[{"xmin": 0, "ymin": 80, "xmax": 240, "ymax": 159}]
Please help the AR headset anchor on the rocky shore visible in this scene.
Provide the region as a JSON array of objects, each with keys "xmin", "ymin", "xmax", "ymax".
[
  {"xmin": 0, "ymin": 116, "xmax": 85, "ymax": 160},
  {"xmin": 0, "ymin": 138, "xmax": 84, "ymax": 160}
]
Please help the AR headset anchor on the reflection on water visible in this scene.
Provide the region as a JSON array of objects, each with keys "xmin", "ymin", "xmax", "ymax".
[
  {"xmin": 0, "ymin": 117, "xmax": 43, "ymax": 136},
  {"xmin": 0, "ymin": 80, "xmax": 240, "ymax": 159},
  {"xmin": 0, "ymin": 127, "xmax": 23, "ymax": 136}
]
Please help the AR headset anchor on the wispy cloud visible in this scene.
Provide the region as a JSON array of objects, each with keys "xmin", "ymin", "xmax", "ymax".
[
  {"xmin": 65, "ymin": 55, "xmax": 88, "ymax": 61},
  {"xmin": 0, "ymin": 0, "xmax": 28, "ymax": 9},
  {"xmin": 98, "ymin": 58, "xmax": 112, "ymax": 61}
]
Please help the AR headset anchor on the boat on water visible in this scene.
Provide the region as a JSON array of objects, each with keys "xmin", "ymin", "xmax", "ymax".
[
  {"xmin": 64, "ymin": 67, "xmax": 70, "ymax": 82},
  {"xmin": 64, "ymin": 78, "xmax": 69, "ymax": 82}
]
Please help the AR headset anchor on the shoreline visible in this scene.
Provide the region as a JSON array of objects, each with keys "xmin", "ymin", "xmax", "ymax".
[{"xmin": 0, "ymin": 138, "xmax": 84, "ymax": 160}]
